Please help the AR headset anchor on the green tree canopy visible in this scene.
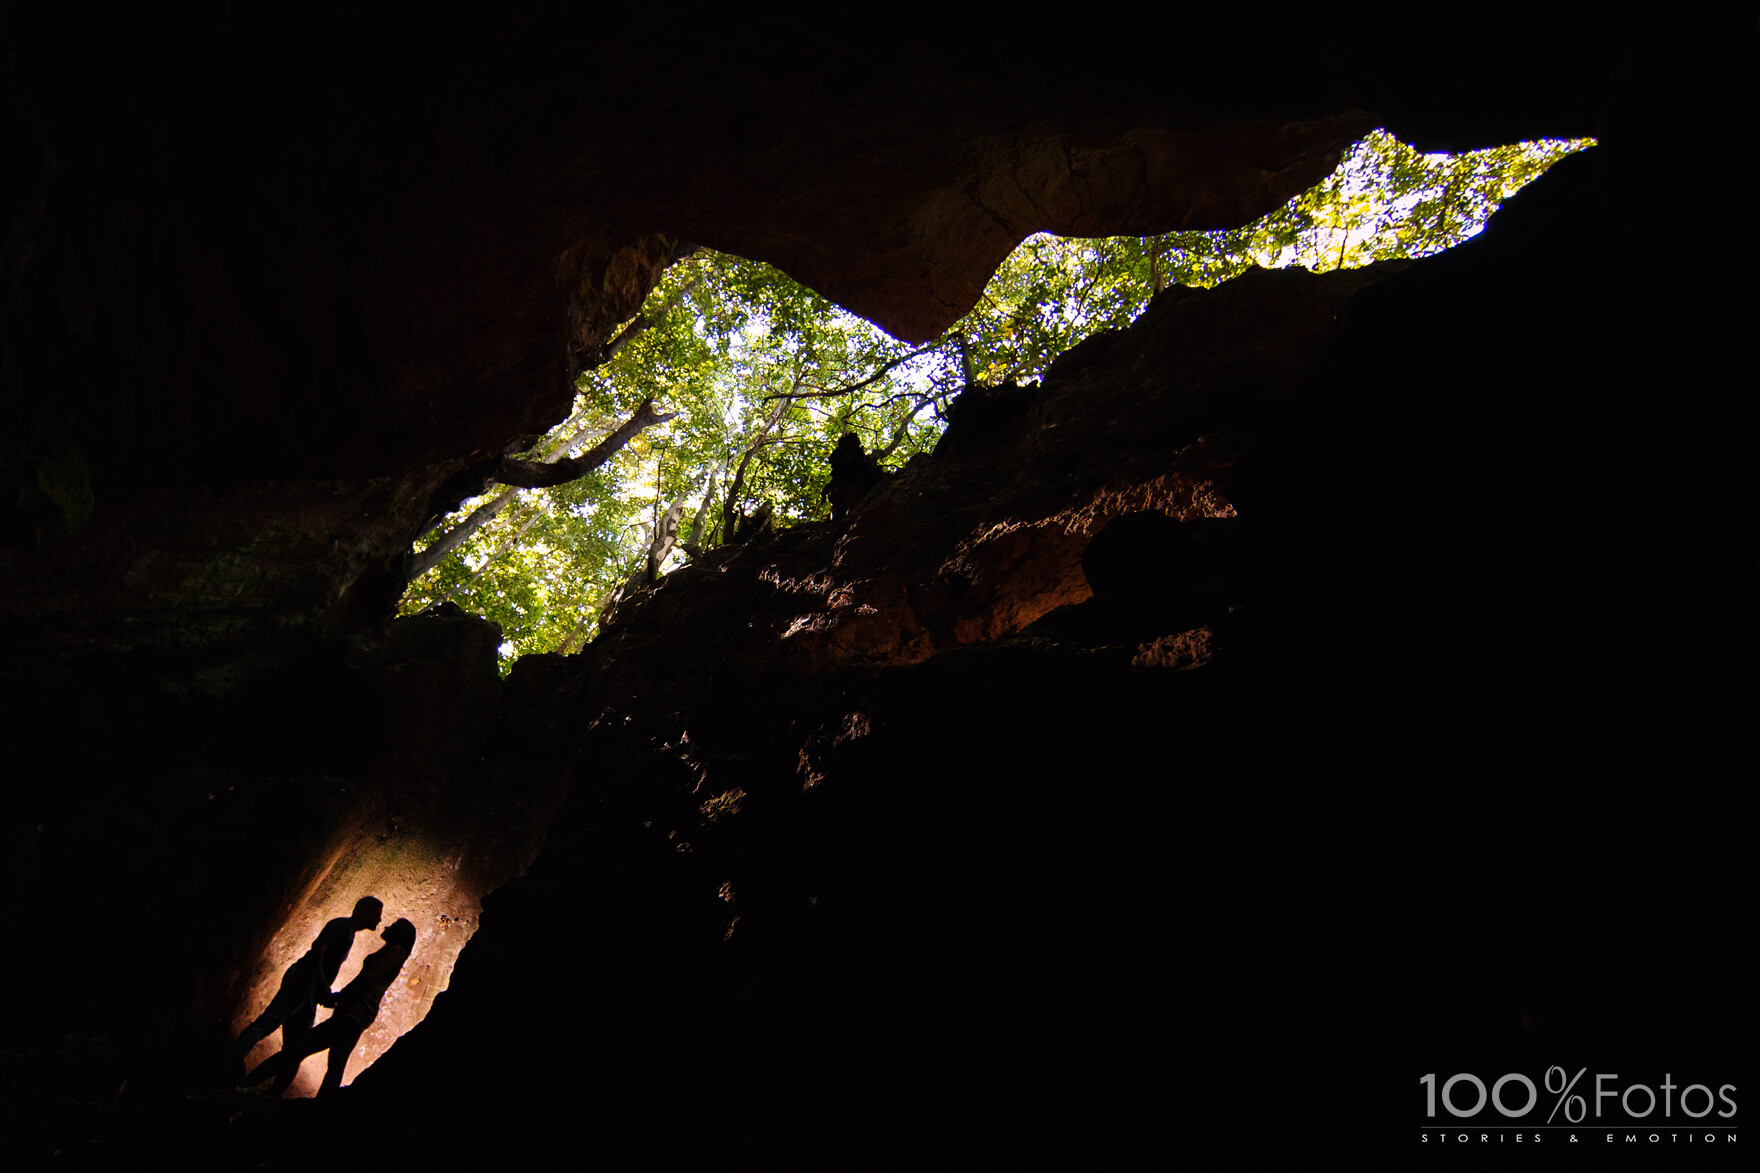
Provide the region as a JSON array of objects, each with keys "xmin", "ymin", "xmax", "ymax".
[{"xmin": 400, "ymin": 130, "xmax": 1592, "ymax": 670}]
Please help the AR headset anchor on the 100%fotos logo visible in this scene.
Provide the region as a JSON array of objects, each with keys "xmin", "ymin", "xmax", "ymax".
[{"xmin": 1422, "ymin": 1067, "xmax": 1737, "ymax": 1122}]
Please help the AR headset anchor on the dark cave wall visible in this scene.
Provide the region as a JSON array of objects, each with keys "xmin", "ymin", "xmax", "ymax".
[
  {"xmin": 0, "ymin": 15, "xmax": 1751, "ymax": 1170},
  {"xmin": 0, "ymin": 29, "xmax": 1375, "ymax": 659},
  {"xmin": 0, "ymin": 16, "xmax": 1672, "ymax": 660},
  {"xmin": 347, "ymin": 144, "xmax": 1747, "ymax": 1168}
]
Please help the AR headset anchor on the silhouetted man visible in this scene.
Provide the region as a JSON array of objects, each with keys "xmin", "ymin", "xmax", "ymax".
[
  {"xmin": 233, "ymin": 895, "xmax": 383, "ymax": 1082},
  {"xmin": 243, "ymin": 918, "xmax": 417, "ymax": 1097},
  {"xmin": 823, "ymin": 433, "xmax": 884, "ymax": 521}
]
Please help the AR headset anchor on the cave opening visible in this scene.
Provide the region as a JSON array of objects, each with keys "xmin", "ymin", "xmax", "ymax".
[{"xmin": 398, "ymin": 129, "xmax": 1591, "ymax": 674}]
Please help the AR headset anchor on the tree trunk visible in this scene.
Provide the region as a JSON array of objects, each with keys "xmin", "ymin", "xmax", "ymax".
[
  {"xmin": 956, "ymin": 329, "xmax": 976, "ymax": 388},
  {"xmin": 428, "ymin": 504, "xmax": 544, "ymax": 609},
  {"xmin": 555, "ymin": 609, "xmax": 596, "ymax": 656},
  {"xmin": 684, "ymin": 453, "xmax": 733, "ymax": 554},
  {"xmin": 644, "ymin": 497, "xmax": 687, "ymax": 583},
  {"xmin": 720, "ymin": 400, "xmax": 789, "ymax": 542},
  {"xmin": 875, "ymin": 397, "xmax": 930, "ymax": 460},
  {"xmin": 407, "ymin": 486, "xmax": 521, "ymax": 583}
]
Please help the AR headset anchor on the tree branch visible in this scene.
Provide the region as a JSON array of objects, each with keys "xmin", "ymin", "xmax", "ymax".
[
  {"xmin": 494, "ymin": 398, "xmax": 676, "ymax": 488},
  {"xmin": 759, "ymin": 341, "xmax": 942, "ymax": 401},
  {"xmin": 405, "ymin": 400, "xmax": 668, "ymax": 585},
  {"xmin": 874, "ymin": 397, "xmax": 932, "ymax": 460}
]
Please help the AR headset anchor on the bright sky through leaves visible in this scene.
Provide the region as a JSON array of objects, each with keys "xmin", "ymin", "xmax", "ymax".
[{"xmin": 400, "ymin": 131, "xmax": 1593, "ymax": 669}]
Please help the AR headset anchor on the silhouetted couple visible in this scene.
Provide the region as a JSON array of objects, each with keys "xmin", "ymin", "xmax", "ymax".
[{"xmin": 235, "ymin": 896, "xmax": 416, "ymax": 1097}]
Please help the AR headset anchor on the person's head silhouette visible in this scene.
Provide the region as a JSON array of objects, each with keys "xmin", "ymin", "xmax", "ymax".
[
  {"xmin": 380, "ymin": 918, "xmax": 416, "ymax": 951},
  {"xmin": 351, "ymin": 896, "xmax": 384, "ymax": 931}
]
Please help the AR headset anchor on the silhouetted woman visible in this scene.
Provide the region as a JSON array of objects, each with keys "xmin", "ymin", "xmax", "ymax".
[{"xmin": 242, "ymin": 918, "xmax": 416, "ymax": 1097}]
